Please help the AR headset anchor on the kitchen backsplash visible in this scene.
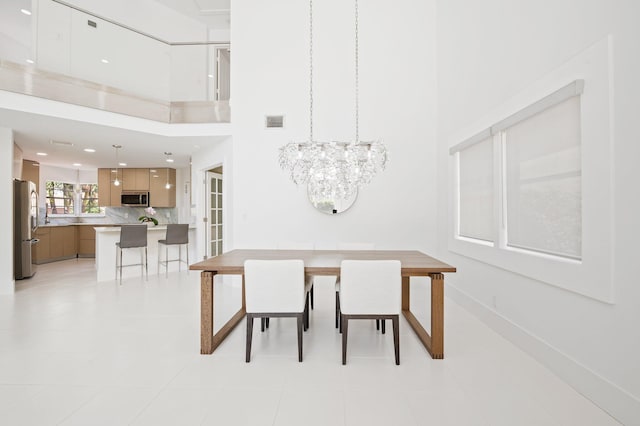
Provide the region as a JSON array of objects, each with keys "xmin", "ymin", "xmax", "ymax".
[{"xmin": 39, "ymin": 206, "xmax": 178, "ymax": 226}]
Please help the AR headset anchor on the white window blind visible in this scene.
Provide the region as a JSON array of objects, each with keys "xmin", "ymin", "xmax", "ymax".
[
  {"xmin": 459, "ymin": 137, "xmax": 494, "ymax": 242},
  {"xmin": 504, "ymin": 96, "xmax": 582, "ymax": 259}
]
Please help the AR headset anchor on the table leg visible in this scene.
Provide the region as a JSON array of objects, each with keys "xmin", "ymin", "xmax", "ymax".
[
  {"xmin": 430, "ymin": 273, "xmax": 444, "ymax": 359},
  {"xmin": 402, "ymin": 276, "xmax": 410, "ymax": 311},
  {"xmin": 401, "ymin": 273, "xmax": 445, "ymax": 359},
  {"xmin": 200, "ymin": 271, "xmax": 214, "ymax": 354},
  {"xmin": 200, "ymin": 271, "xmax": 247, "ymax": 355}
]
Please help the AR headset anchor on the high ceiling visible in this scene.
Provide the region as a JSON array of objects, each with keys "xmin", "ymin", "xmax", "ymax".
[{"xmin": 154, "ymin": 0, "xmax": 230, "ymax": 29}]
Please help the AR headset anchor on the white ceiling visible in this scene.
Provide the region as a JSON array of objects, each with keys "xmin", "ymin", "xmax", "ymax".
[{"xmin": 154, "ymin": 0, "xmax": 230, "ymax": 29}]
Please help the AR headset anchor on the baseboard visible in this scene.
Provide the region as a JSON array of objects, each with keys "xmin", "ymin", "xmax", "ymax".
[{"xmin": 446, "ymin": 283, "xmax": 640, "ymax": 426}]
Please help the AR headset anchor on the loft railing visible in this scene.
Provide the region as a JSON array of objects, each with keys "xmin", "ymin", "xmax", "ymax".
[{"xmin": 0, "ymin": 0, "xmax": 230, "ymax": 124}]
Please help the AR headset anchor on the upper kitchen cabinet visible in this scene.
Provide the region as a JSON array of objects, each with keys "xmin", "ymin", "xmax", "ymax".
[
  {"xmin": 22, "ymin": 160, "xmax": 40, "ymax": 193},
  {"xmin": 122, "ymin": 168, "xmax": 150, "ymax": 191},
  {"xmin": 149, "ymin": 168, "xmax": 176, "ymax": 207},
  {"xmin": 97, "ymin": 168, "xmax": 122, "ymax": 207},
  {"xmin": 98, "ymin": 168, "xmax": 175, "ymax": 207}
]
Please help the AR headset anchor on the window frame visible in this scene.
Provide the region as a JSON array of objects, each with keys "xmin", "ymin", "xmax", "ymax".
[
  {"xmin": 447, "ymin": 37, "xmax": 615, "ymax": 303},
  {"xmin": 45, "ymin": 180, "xmax": 105, "ymax": 217},
  {"xmin": 45, "ymin": 180, "xmax": 76, "ymax": 216}
]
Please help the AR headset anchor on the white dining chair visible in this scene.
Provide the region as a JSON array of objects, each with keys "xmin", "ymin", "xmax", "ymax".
[
  {"xmin": 339, "ymin": 259, "xmax": 401, "ymax": 365},
  {"xmin": 257, "ymin": 242, "xmax": 315, "ymax": 333},
  {"xmin": 115, "ymin": 224, "xmax": 148, "ymax": 284},
  {"xmin": 244, "ymin": 259, "xmax": 311, "ymax": 362},
  {"xmin": 335, "ymin": 242, "xmax": 376, "ymax": 331}
]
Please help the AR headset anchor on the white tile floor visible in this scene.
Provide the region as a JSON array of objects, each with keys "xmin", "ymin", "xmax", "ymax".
[{"xmin": 0, "ymin": 259, "xmax": 620, "ymax": 426}]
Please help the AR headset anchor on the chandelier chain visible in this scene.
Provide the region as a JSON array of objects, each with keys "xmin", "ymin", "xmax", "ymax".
[
  {"xmin": 355, "ymin": 0, "xmax": 359, "ymax": 143},
  {"xmin": 309, "ymin": 0, "xmax": 314, "ymax": 142}
]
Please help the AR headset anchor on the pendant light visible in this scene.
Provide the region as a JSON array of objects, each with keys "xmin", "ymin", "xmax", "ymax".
[
  {"xmin": 164, "ymin": 152, "xmax": 173, "ymax": 189},
  {"xmin": 278, "ymin": 0, "xmax": 387, "ymax": 204},
  {"xmin": 112, "ymin": 144, "xmax": 122, "ymax": 186}
]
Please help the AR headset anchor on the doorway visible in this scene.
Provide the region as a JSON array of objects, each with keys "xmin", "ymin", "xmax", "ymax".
[{"xmin": 206, "ymin": 167, "xmax": 223, "ymax": 258}]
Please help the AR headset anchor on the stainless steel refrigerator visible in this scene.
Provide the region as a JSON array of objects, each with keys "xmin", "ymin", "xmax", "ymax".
[{"xmin": 14, "ymin": 180, "xmax": 39, "ymax": 280}]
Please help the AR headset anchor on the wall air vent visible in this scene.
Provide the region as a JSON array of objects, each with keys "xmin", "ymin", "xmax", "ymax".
[
  {"xmin": 88, "ymin": 20, "xmax": 97, "ymax": 28},
  {"xmin": 50, "ymin": 139, "xmax": 74, "ymax": 147},
  {"xmin": 265, "ymin": 115, "xmax": 284, "ymax": 128}
]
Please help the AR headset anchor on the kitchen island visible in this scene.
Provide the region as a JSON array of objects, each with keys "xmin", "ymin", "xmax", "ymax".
[{"xmin": 95, "ymin": 225, "xmax": 196, "ymax": 282}]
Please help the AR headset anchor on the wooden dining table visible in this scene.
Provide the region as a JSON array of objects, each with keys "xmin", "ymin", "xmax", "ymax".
[{"xmin": 189, "ymin": 249, "xmax": 456, "ymax": 359}]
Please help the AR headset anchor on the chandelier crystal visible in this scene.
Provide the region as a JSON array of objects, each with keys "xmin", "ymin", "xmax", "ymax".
[{"xmin": 279, "ymin": 0, "xmax": 387, "ymax": 203}]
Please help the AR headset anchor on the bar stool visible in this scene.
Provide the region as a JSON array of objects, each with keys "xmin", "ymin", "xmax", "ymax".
[
  {"xmin": 115, "ymin": 224, "xmax": 148, "ymax": 284},
  {"xmin": 158, "ymin": 224, "xmax": 189, "ymax": 278}
]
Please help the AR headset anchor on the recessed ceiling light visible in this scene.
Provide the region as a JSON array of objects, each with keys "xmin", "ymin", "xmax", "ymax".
[
  {"xmin": 73, "ymin": 163, "xmax": 82, "ymax": 167},
  {"xmin": 26, "ymin": 59, "xmax": 34, "ymax": 64},
  {"xmin": 36, "ymin": 152, "xmax": 47, "ymax": 156},
  {"xmin": 101, "ymin": 58, "xmax": 109, "ymax": 64},
  {"xmin": 84, "ymin": 148, "xmax": 96, "ymax": 153},
  {"xmin": 119, "ymin": 162, "xmax": 127, "ymax": 166},
  {"xmin": 20, "ymin": 9, "xmax": 31, "ymax": 15},
  {"xmin": 166, "ymin": 158, "xmax": 174, "ymax": 163}
]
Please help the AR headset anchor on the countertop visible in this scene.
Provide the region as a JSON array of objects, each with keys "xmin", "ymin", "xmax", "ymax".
[{"xmin": 95, "ymin": 224, "xmax": 196, "ymax": 233}]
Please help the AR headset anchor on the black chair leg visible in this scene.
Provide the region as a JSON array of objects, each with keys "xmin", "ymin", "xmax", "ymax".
[
  {"xmin": 392, "ymin": 315, "xmax": 400, "ymax": 365},
  {"xmin": 303, "ymin": 295, "xmax": 309, "ymax": 331},
  {"xmin": 297, "ymin": 313, "xmax": 304, "ymax": 362},
  {"xmin": 381, "ymin": 320, "xmax": 386, "ymax": 334},
  {"xmin": 335, "ymin": 291, "xmax": 340, "ymax": 329},
  {"xmin": 246, "ymin": 315, "xmax": 254, "ymax": 363},
  {"xmin": 266, "ymin": 318, "xmax": 269, "ymax": 328},
  {"xmin": 376, "ymin": 319, "xmax": 380, "ymax": 330},
  {"xmin": 261, "ymin": 318, "xmax": 265, "ymax": 332},
  {"xmin": 341, "ymin": 314, "xmax": 349, "ymax": 365},
  {"xmin": 310, "ymin": 285, "xmax": 314, "ymax": 309}
]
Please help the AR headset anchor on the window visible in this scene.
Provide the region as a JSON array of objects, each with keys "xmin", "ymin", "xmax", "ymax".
[
  {"xmin": 451, "ymin": 80, "xmax": 583, "ymax": 260},
  {"xmin": 458, "ymin": 137, "xmax": 494, "ymax": 242},
  {"xmin": 79, "ymin": 183, "xmax": 100, "ymax": 214},
  {"xmin": 45, "ymin": 181, "xmax": 103, "ymax": 216},
  {"xmin": 504, "ymin": 96, "xmax": 581, "ymax": 259},
  {"xmin": 45, "ymin": 181, "xmax": 75, "ymax": 215}
]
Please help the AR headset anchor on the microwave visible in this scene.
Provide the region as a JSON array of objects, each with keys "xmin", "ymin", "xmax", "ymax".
[{"xmin": 121, "ymin": 191, "xmax": 149, "ymax": 207}]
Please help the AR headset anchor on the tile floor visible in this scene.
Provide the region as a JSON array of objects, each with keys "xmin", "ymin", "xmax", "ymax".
[{"xmin": 0, "ymin": 259, "xmax": 621, "ymax": 426}]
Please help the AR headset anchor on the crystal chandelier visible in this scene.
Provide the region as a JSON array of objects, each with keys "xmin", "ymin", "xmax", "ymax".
[{"xmin": 279, "ymin": 0, "xmax": 387, "ymax": 204}]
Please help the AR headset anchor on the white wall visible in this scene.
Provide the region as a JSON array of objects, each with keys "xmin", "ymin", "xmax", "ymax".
[
  {"xmin": 1, "ymin": 128, "xmax": 15, "ymax": 294},
  {"xmin": 231, "ymin": 0, "xmax": 437, "ymax": 251},
  {"xmin": 435, "ymin": 0, "xmax": 640, "ymax": 423}
]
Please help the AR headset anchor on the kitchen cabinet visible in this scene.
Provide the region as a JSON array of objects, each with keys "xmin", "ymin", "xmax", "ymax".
[
  {"xmin": 149, "ymin": 168, "xmax": 176, "ymax": 207},
  {"xmin": 122, "ymin": 168, "xmax": 150, "ymax": 191},
  {"xmin": 98, "ymin": 168, "xmax": 122, "ymax": 207},
  {"xmin": 33, "ymin": 226, "xmax": 77, "ymax": 264},
  {"xmin": 33, "ymin": 227, "xmax": 50, "ymax": 262},
  {"xmin": 77, "ymin": 225, "xmax": 97, "ymax": 257},
  {"xmin": 22, "ymin": 159, "xmax": 40, "ymax": 193}
]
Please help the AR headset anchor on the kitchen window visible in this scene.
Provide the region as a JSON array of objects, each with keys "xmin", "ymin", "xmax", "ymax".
[
  {"xmin": 45, "ymin": 181, "xmax": 75, "ymax": 215},
  {"xmin": 79, "ymin": 183, "xmax": 100, "ymax": 214},
  {"xmin": 45, "ymin": 181, "xmax": 103, "ymax": 216}
]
